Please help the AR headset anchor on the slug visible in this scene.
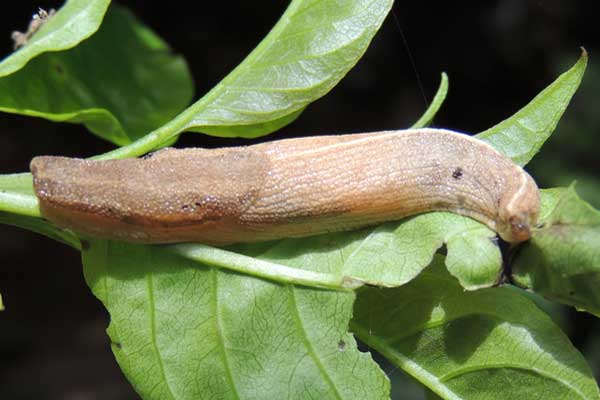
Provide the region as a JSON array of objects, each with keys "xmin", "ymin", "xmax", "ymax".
[{"xmin": 30, "ymin": 128, "xmax": 540, "ymax": 245}]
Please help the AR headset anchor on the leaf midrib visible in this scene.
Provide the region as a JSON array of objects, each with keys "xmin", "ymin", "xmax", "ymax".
[
  {"xmin": 287, "ymin": 285, "xmax": 343, "ymax": 399},
  {"xmin": 146, "ymin": 268, "xmax": 176, "ymax": 400},
  {"xmin": 212, "ymin": 268, "xmax": 241, "ymax": 400}
]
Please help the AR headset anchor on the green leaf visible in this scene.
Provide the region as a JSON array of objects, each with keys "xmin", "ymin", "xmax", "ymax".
[
  {"xmin": 184, "ymin": 0, "xmax": 393, "ymax": 135},
  {"xmin": 221, "ymin": 213, "xmax": 501, "ymax": 291},
  {"xmin": 410, "ymin": 72, "xmax": 449, "ymax": 129},
  {"xmin": 512, "ymin": 185, "xmax": 600, "ymax": 316},
  {"xmin": 83, "ymin": 240, "xmax": 390, "ymax": 400},
  {"xmin": 0, "ymin": 4, "xmax": 194, "ymax": 145},
  {"xmin": 0, "ymin": 0, "xmax": 111, "ymax": 77},
  {"xmin": 100, "ymin": 0, "xmax": 394, "ymax": 159},
  {"xmin": 351, "ymin": 256, "xmax": 600, "ymax": 399},
  {"xmin": 0, "ymin": 292, "xmax": 4, "ymax": 311},
  {"xmin": 477, "ymin": 49, "xmax": 587, "ymax": 166}
]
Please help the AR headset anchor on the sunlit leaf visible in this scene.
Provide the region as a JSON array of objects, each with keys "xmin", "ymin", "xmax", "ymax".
[
  {"xmin": 477, "ymin": 49, "xmax": 587, "ymax": 166},
  {"xmin": 0, "ymin": 4, "xmax": 194, "ymax": 145},
  {"xmin": 102, "ymin": 0, "xmax": 394, "ymax": 159},
  {"xmin": 83, "ymin": 240, "xmax": 390, "ymax": 399},
  {"xmin": 351, "ymin": 256, "xmax": 600, "ymax": 399},
  {"xmin": 0, "ymin": 0, "xmax": 111, "ymax": 77}
]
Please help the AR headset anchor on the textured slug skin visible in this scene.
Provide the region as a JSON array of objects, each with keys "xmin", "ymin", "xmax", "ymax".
[{"xmin": 30, "ymin": 129, "xmax": 540, "ymax": 245}]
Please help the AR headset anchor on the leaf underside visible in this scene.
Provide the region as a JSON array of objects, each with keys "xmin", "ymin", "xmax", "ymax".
[
  {"xmin": 83, "ymin": 241, "xmax": 390, "ymax": 400},
  {"xmin": 512, "ymin": 186, "xmax": 600, "ymax": 317},
  {"xmin": 351, "ymin": 256, "xmax": 600, "ymax": 399},
  {"xmin": 0, "ymin": 4, "xmax": 194, "ymax": 145}
]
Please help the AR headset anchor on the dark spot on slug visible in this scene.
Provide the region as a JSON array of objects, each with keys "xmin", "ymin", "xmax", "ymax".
[
  {"xmin": 194, "ymin": 202, "xmax": 202, "ymax": 207},
  {"xmin": 452, "ymin": 167, "xmax": 463, "ymax": 179},
  {"xmin": 337, "ymin": 340, "xmax": 346, "ymax": 351},
  {"xmin": 181, "ymin": 204, "xmax": 189, "ymax": 211}
]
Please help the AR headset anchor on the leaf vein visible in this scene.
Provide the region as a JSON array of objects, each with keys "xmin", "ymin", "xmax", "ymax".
[
  {"xmin": 287, "ymin": 285, "xmax": 343, "ymax": 399},
  {"xmin": 146, "ymin": 271, "xmax": 176, "ymax": 399},
  {"xmin": 211, "ymin": 268, "xmax": 240, "ymax": 399}
]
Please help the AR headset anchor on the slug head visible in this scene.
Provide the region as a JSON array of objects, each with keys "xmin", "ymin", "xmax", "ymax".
[{"xmin": 497, "ymin": 170, "xmax": 540, "ymax": 243}]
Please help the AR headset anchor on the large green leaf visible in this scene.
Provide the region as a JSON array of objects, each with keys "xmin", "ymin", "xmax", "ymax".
[
  {"xmin": 512, "ymin": 186, "xmax": 600, "ymax": 316},
  {"xmin": 0, "ymin": 4, "xmax": 194, "ymax": 145},
  {"xmin": 0, "ymin": 0, "xmax": 111, "ymax": 77},
  {"xmin": 101, "ymin": 0, "xmax": 395, "ymax": 159},
  {"xmin": 184, "ymin": 0, "xmax": 393, "ymax": 134},
  {"xmin": 83, "ymin": 240, "xmax": 390, "ymax": 400},
  {"xmin": 351, "ymin": 256, "xmax": 600, "ymax": 399}
]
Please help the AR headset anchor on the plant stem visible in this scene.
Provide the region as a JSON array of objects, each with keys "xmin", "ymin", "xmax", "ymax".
[{"xmin": 169, "ymin": 243, "xmax": 363, "ymax": 290}]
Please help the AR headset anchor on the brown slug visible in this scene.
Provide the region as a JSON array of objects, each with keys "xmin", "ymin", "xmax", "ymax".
[{"xmin": 30, "ymin": 129, "xmax": 540, "ymax": 245}]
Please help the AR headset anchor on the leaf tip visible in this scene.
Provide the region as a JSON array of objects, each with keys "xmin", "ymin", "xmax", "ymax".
[{"xmin": 571, "ymin": 46, "xmax": 588, "ymax": 76}]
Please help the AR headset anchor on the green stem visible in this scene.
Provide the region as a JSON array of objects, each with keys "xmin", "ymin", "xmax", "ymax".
[
  {"xmin": 92, "ymin": 109, "xmax": 193, "ymax": 160},
  {"xmin": 410, "ymin": 72, "xmax": 448, "ymax": 129},
  {"xmin": 0, "ymin": 189, "xmax": 39, "ymax": 217},
  {"xmin": 169, "ymin": 243, "xmax": 363, "ymax": 290},
  {"xmin": 0, "ymin": 173, "xmax": 40, "ymax": 217}
]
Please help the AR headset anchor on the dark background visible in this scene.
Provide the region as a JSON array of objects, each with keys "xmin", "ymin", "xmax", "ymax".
[{"xmin": 1, "ymin": 1, "xmax": 599, "ymax": 399}]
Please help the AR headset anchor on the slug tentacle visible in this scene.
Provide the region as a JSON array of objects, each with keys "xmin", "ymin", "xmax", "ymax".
[{"xmin": 30, "ymin": 129, "xmax": 540, "ymax": 245}]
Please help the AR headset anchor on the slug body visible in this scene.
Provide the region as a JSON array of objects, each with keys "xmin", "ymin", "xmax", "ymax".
[{"xmin": 30, "ymin": 129, "xmax": 540, "ymax": 245}]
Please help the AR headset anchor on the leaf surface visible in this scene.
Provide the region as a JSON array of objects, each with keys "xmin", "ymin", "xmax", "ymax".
[
  {"xmin": 477, "ymin": 49, "xmax": 587, "ymax": 166},
  {"xmin": 83, "ymin": 240, "xmax": 390, "ymax": 399},
  {"xmin": 221, "ymin": 212, "xmax": 500, "ymax": 290},
  {"xmin": 351, "ymin": 256, "xmax": 600, "ymax": 399},
  {"xmin": 101, "ymin": 0, "xmax": 395, "ymax": 159},
  {"xmin": 0, "ymin": 0, "xmax": 111, "ymax": 77},
  {"xmin": 0, "ymin": 4, "xmax": 194, "ymax": 145},
  {"xmin": 512, "ymin": 186, "xmax": 600, "ymax": 316}
]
